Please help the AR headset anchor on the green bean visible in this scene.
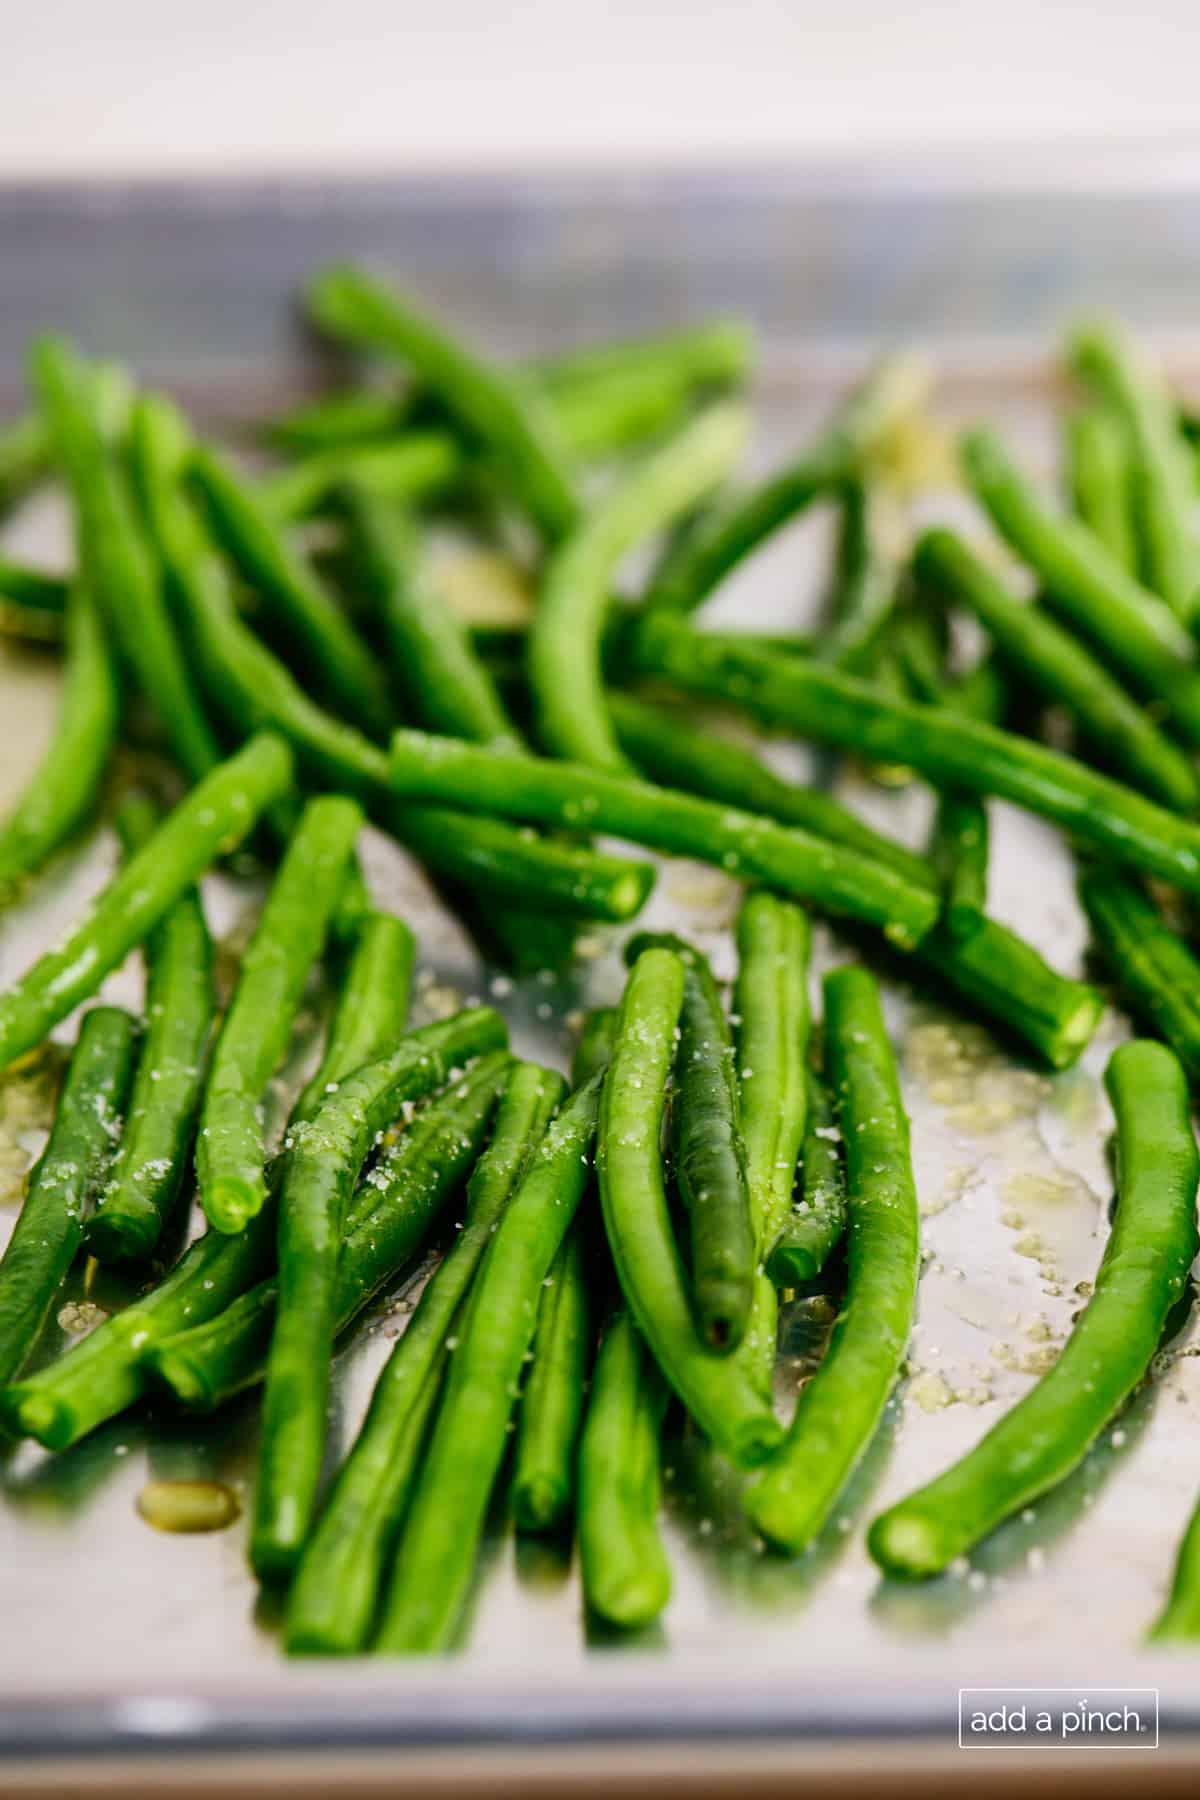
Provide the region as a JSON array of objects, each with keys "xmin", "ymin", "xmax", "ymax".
[
  {"xmin": 85, "ymin": 796, "xmax": 214, "ymax": 1263},
  {"xmin": 578, "ymin": 1309, "xmax": 671, "ymax": 1629},
  {"xmin": 0, "ymin": 1008, "xmax": 137, "ymax": 1385},
  {"xmin": 188, "ymin": 443, "xmax": 392, "ymax": 738},
  {"xmin": 511, "ymin": 1223, "xmax": 591, "ymax": 1532},
  {"xmin": 1150, "ymin": 1502, "xmax": 1200, "ymax": 1641},
  {"xmin": 306, "ymin": 265, "xmax": 579, "ymax": 542},
  {"xmin": 262, "ymin": 434, "xmax": 462, "ymax": 524},
  {"xmin": 572, "ymin": 1007, "xmax": 619, "ymax": 1085},
  {"xmin": 1065, "ymin": 407, "xmax": 1138, "ymax": 573},
  {"xmin": 549, "ymin": 364, "xmax": 703, "ymax": 460},
  {"xmin": 632, "ymin": 614, "xmax": 1200, "ymax": 897},
  {"xmin": 0, "ymin": 584, "xmax": 119, "ymax": 906},
  {"xmin": 387, "ymin": 730, "xmax": 939, "ymax": 947},
  {"xmin": 1069, "ymin": 322, "xmax": 1200, "ymax": 626},
  {"xmin": 265, "ymin": 387, "xmax": 415, "ymax": 452},
  {"xmin": 250, "ymin": 1007, "xmax": 508, "ymax": 1578},
  {"xmin": 960, "ymin": 428, "xmax": 1200, "ymax": 745},
  {"xmin": 915, "ymin": 528, "xmax": 1199, "ymax": 812},
  {"xmin": 0, "ymin": 733, "xmax": 293, "ymax": 1074},
  {"xmin": 532, "ymin": 318, "xmax": 753, "ymax": 393},
  {"xmin": 375, "ymin": 1068, "xmax": 601, "ymax": 1652},
  {"xmin": 197, "ymin": 794, "xmax": 363, "ymax": 1235},
  {"xmin": 609, "ymin": 692, "xmax": 933, "ymax": 892},
  {"xmin": 1078, "ymin": 866, "xmax": 1200, "ymax": 1085},
  {"xmin": 293, "ymin": 911, "xmax": 415, "ymax": 1124},
  {"xmin": 132, "ymin": 393, "xmax": 653, "ymax": 925},
  {"xmin": 348, "ymin": 489, "xmax": 516, "ymax": 745},
  {"xmin": 747, "ymin": 966, "xmax": 919, "ymax": 1552},
  {"xmin": 285, "ymin": 1060, "xmax": 565, "ymax": 1655},
  {"xmin": 818, "ymin": 483, "xmax": 899, "ymax": 674},
  {"xmin": 766, "ymin": 1065, "xmax": 847, "ymax": 1287},
  {"xmin": 0, "ymin": 557, "xmax": 69, "ymax": 619},
  {"xmin": 733, "ymin": 892, "xmax": 811, "ymax": 1255},
  {"xmin": 626, "ymin": 930, "xmax": 754, "ymax": 1351},
  {"xmin": 598, "ymin": 949, "xmax": 782, "ymax": 1467},
  {"xmin": 530, "ymin": 404, "xmax": 747, "ymax": 770},
  {"xmin": 30, "ymin": 336, "xmax": 219, "ymax": 781},
  {"xmin": 869, "ymin": 1038, "xmax": 1198, "ymax": 1577},
  {"xmin": 645, "ymin": 355, "xmax": 928, "ymax": 615},
  {"xmin": 156, "ymin": 1050, "xmax": 510, "ymax": 1412},
  {"xmin": 0, "ymin": 409, "xmax": 52, "ymax": 518}
]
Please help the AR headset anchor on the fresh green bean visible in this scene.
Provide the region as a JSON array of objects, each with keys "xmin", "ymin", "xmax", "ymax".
[
  {"xmin": 188, "ymin": 443, "xmax": 392, "ymax": 738},
  {"xmin": 870, "ymin": 1038, "xmax": 1198, "ymax": 1577},
  {"xmin": 915, "ymin": 527, "xmax": 1200, "ymax": 812},
  {"xmin": 597, "ymin": 948, "xmax": 783, "ymax": 1467},
  {"xmin": 375, "ymin": 1069, "xmax": 601, "ymax": 1652},
  {"xmin": 285, "ymin": 1060, "xmax": 565, "ymax": 1655},
  {"xmin": 250, "ymin": 1007, "xmax": 508, "ymax": 1578},
  {"xmin": 197, "ymin": 794, "xmax": 363, "ymax": 1235},
  {"xmin": 609, "ymin": 692, "xmax": 933, "ymax": 892},
  {"xmin": 645, "ymin": 355, "xmax": 928, "ymax": 615},
  {"xmin": 0, "ymin": 1008, "xmax": 137, "ymax": 1384},
  {"xmin": 387, "ymin": 729, "xmax": 940, "ymax": 947},
  {"xmin": 1079, "ymin": 866, "xmax": 1200, "ymax": 1085},
  {"xmin": 632, "ymin": 613, "xmax": 1200, "ymax": 897},
  {"xmin": 293, "ymin": 911, "xmax": 415, "ymax": 1123},
  {"xmin": 1065, "ymin": 407, "xmax": 1138, "ymax": 573},
  {"xmin": 1069, "ymin": 322, "xmax": 1200, "ymax": 625},
  {"xmin": 626, "ymin": 930, "xmax": 754, "ymax": 1351},
  {"xmin": 132, "ymin": 393, "xmax": 653, "ymax": 925},
  {"xmin": 0, "ymin": 584, "xmax": 119, "ymax": 906},
  {"xmin": 572, "ymin": 1007, "xmax": 619, "ymax": 1085},
  {"xmin": 30, "ymin": 336, "xmax": 219, "ymax": 781},
  {"xmin": 0, "ymin": 733, "xmax": 293, "ymax": 1074},
  {"xmin": 960, "ymin": 427, "xmax": 1200, "ymax": 745},
  {"xmin": 766, "ymin": 1064, "xmax": 847, "ymax": 1287},
  {"xmin": 348, "ymin": 489, "xmax": 516, "ymax": 745},
  {"xmin": 748, "ymin": 966, "xmax": 919, "ymax": 1552},
  {"xmin": 0, "ymin": 557, "xmax": 69, "ymax": 618},
  {"xmin": 511, "ymin": 1223, "xmax": 591, "ymax": 1532},
  {"xmin": 262, "ymin": 434, "xmax": 462, "ymax": 524},
  {"xmin": 1150, "ymin": 1502, "xmax": 1200, "ymax": 1642},
  {"xmin": 85, "ymin": 796, "xmax": 214, "ymax": 1263},
  {"xmin": 818, "ymin": 483, "xmax": 899, "ymax": 674},
  {"xmin": 529, "ymin": 404, "xmax": 747, "ymax": 770},
  {"xmin": 306, "ymin": 265, "xmax": 579, "ymax": 541},
  {"xmin": 578, "ymin": 1309, "xmax": 671, "ymax": 1629},
  {"xmin": 0, "ymin": 410, "xmax": 52, "ymax": 518},
  {"xmin": 733, "ymin": 892, "xmax": 811, "ymax": 1255},
  {"xmin": 265, "ymin": 387, "xmax": 412, "ymax": 452},
  {"xmin": 532, "ymin": 318, "xmax": 753, "ymax": 393}
]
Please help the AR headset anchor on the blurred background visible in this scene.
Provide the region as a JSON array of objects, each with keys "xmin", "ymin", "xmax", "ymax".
[{"xmin": 2, "ymin": 0, "xmax": 1199, "ymax": 176}]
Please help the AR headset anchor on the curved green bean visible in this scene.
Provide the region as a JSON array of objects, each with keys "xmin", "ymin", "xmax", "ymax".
[
  {"xmin": 1079, "ymin": 866, "xmax": 1200, "ymax": 1085},
  {"xmin": 766, "ymin": 1064, "xmax": 847, "ymax": 1288},
  {"xmin": 645, "ymin": 355, "xmax": 928, "ymax": 614},
  {"xmin": 733, "ymin": 892, "xmax": 811, "ymax": 1256},
  {"xmin": 250, "ymin": 1007, "xmax": 508, "ymax": 1578},
  {"xmin": 0, "ymin": 583, "xmax": 119, "ymax": 906},
  {"xmin": 1065, "ymin": 406, "xmax": 1137, "ymax": 573},
  {"xmin": 197, "ymin": 794, "xmax": 363, "ymax": 1234},
  {"xmin": 748, "ymin": 965, "xmax": 919, "ymax": 1552},
  {"xmin": 375, "ymin": 1069, "xmax": 601, "ymax": 1652},
  {"xmin": 960, "ymin": 427, "xmax": 1200, "ymax": 745},
  {"xmin": 387, "ymin": 730, "xmax": 940, "ymax": 948},
  {"xmin": 293, "ymin": 911, "xmax": 415, "ymax": 1124},
  {"xmin": 633, "ymin": 613, "xmax": 1200, "ymax": 897},
  {"xmin": 1069, "ymin": 322, "xmax": 1200, "ymax": 625},
  {"xmin": 598, "ymin": 948, "xmax": 783, "ymax": 1468},
  {"xmin": 0, "ymin": 1007, "xmax": 137, "ymax": 1384},
  {"xmin": 285, "ymin": 1059, "xmax": 564, "ymax": 1655},
  {"xmin": 626, "ymin": 930, "xmax": 754, "ymax": 1351},
  {"xmin": 529, "ymin": 404, "xmax": 746, "ymax": 770},
  {"xmin": 0, "ymin": 733, "xmax": 293, "ymax": 1074},
  {"xmin": 86, "ymin": 795, "xmax": 214, "ymax": 1263},
  {"xmin": 870, "ymin": 1038, "xmax": 1198, "ymax": 1577},
  {"xmin": 30, "ymin": 336, "xmax": 218, "ymax": 781},
  {"xmin": 306, "ymin": 265, "xmax": 579, "ymax": 542},
  {"xmin": 915, "ymin": 527, "xmax": 1199, "ymax": 812},
  {"xmin": 578, "ymin": 1309, "xmax": 671, "ymax": 1629}
]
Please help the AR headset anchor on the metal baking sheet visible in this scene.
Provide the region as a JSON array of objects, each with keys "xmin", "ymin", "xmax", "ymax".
[{"xmin": 2, "ymin": 164, "xmax": 1200, "ymax": 1779}]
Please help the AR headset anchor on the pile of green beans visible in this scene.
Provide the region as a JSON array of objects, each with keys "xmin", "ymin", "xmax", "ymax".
[{"xmin": 7, "ymin": 289, "xmax": 1200, "ymax": 1661}]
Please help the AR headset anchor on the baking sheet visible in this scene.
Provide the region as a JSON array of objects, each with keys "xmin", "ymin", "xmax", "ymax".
[{"xmin": 2, "ymin": 168, "xmax": 1200, "ymax": 1768}]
